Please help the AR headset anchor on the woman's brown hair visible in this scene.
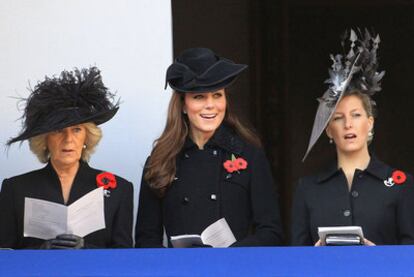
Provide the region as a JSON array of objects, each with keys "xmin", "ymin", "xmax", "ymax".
[{"xmin": 145, "ymin": 91, "xmax": 261, "ymax": 196}]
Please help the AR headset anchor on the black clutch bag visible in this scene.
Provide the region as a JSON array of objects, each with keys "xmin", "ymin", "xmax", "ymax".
[{"xmin": 325, "ymin": 234, "xmax": 363, "ymax": 246}]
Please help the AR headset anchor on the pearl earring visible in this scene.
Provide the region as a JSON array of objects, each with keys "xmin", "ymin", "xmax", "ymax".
[
  {"xmin": 329, "ymin": 138, "xmax": 333, "ymax": 144},
  {"xmin": 368, "ymin": 130, "xmax": 374, "ymax": 142},
  {"xmin": 83, "ymin": 144, "xmax": 87, "ymax": 149}
]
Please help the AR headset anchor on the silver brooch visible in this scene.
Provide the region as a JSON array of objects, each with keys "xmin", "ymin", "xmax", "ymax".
[
  {"xmin": 103, "ymin": 189, "xmax": 111, "ymax": 197},
  {"xmin": 383, "ymin": 177, "xmax": 395, "ymax": 187}
]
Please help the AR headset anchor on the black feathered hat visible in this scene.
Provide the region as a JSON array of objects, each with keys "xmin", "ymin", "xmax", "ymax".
[
  {"xmin": 7, "ymin": 66, "xmax": 119, "ymax": 145},
  {"xmin": 165, "ymin": 47, "xmax": 247, "ymax": 93}
]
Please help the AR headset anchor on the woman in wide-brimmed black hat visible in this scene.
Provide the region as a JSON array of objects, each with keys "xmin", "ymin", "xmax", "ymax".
[
  {"xmin": 135, "ymin": 47, "xmax": 283, "ymax": 248},
  {"xmin": 0, "ymin": 67, "xmax": 133, "ymax": 249}
]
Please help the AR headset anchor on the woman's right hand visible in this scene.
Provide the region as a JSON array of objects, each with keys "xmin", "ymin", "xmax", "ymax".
[{"xmin": 314, "ymin": 239, "xmax": 324, "ymax": 246}]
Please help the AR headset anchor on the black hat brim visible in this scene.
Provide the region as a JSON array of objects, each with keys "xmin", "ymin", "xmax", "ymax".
[
  {"xmin": 168, "ymin": 61, "xmax": 247, "ymax": 93},
  {"xmin": 7, "ymin": 107, "xmax": 118, "ymax": 144}
]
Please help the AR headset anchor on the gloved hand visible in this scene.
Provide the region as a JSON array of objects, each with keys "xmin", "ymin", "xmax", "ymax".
[
  {"xmin": 40, "ymin": 234, "xmax": 84, "ymax": 249},
  {"xmin": 189, "ymin": 243, "xmax": 213, "ymax": 248}
]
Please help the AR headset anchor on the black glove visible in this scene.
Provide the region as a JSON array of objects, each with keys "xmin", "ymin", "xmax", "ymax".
[
  {"xmin": 40, "ymin": 234, "xmax": 84, "ymax": 249},
  {"xmin": 189, "ymin": 243, "xmax": 213, "ymax": 248}
]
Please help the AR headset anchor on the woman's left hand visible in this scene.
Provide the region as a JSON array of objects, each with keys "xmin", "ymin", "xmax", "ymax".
[{"xmin": 363, "ymin": 238, "xmax": 376, "ymax": 246}]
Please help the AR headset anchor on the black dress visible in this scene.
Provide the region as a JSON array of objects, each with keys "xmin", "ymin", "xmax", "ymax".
[
  {"xmin": 135, "ymin": 125, "xmax": 283, "ymax": 247},
  {"xmin": 291, "ymin": 157, "xmax": 414, "ymax": 245},
  {"xmin": 0, "ymin": 161, "xmax": 133, "ymax": 249}
]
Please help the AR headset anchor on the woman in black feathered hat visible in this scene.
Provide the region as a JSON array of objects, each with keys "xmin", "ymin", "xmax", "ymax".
[
  {"xmin": 135, "ymin": 47, "xmax": 283, "ymax": 248},
  {"xmin": 291, "ymin": 29, "xmax": 414, "ymax": 246},
  {"xmin": 0, "ymin": 67, "xmax": 133, "ymax": 249}
]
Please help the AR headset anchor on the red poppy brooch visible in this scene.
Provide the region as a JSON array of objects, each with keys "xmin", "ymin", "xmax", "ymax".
[
  {"xmin": 96, "ymin": 172, "xmax": 117, "ymax": 197},
  {"xmin": 223, "ymin": 154, "xmax": 248, "ymax": 173},
  {"xmin": 384, "ymin": 170, "xmax": 407, "ymax": 187}
]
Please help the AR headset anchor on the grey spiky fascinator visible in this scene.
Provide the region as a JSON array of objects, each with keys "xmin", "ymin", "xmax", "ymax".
[
  {"xmin": 7, "ymin": 66, "xmax": 119, "ymax": 145},
  {"xmin": 303, "ymin": 29, "xmax": 385, "ymax": 161}
]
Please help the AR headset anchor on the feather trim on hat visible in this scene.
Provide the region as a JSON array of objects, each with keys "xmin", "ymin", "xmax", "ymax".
[{"xmin": 7, "ymin": 67, "xmax": 119, "ymax": 145}]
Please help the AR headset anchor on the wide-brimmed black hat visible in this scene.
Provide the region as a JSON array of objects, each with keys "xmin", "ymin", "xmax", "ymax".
[
  {"xmin": 302, "ymin": 29, "xmax": 385, "ymax": 161},
  {"xmin": 165, "ymin": 47, "xmax": 247, "ymax": 93},
  {"xmin": 7, "ymin": 66, "xmax": 119, "ymax": 145}
]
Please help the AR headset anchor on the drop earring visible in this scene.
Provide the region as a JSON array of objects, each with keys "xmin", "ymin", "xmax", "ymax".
[
  {"xmin": 368, "ymin": 130, "xmax": 374, "ymax": 141},
  {"xmin": 329, "ymin": 138, "xmax": 333, "ymax": 144},
  {"xmin": 83, "ymin": 144, "xmax": 87, "ymax": 149}
]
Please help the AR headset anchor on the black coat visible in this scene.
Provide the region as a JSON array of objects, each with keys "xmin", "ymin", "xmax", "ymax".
[
  {"xmin": 291, "ymin": 157, "xmax": 414, "ymax": 245},
  {"xmin": 0, "ymin": 161, "xmax": 133, "ymax": 249},
  {"xmin": 135, "ymin": 125, "xmax": 283, "ymax": 247}
]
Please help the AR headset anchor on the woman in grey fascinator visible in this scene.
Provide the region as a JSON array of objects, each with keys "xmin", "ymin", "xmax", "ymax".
[{"xmin": 291, "ymin": 29, "xmax": 414, "ymax": 246}]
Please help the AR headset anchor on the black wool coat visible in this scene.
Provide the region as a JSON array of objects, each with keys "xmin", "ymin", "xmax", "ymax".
[
  {"xmin": 291, "ymin": 157, "xmax": 414, "ymax": 245},
  {"xmin": 135, "ymin": 125, "xmax": 283, "ymax": 247},
  {"xmin": 0, "ymin": 161, "xmax": 133, "ymax": 249}
]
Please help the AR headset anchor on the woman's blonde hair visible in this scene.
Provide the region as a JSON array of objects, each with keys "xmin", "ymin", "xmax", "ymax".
[
  {"xmin": 346, "ymin": 90, "xmax": 376, "ymax": 143},
  {"xmin": 328, "ymin": 90, "xmax": 376, "ymax": 144},
  {"xmin": 29, "ymin": 122, "xmax": 102, "ymax": 163},
  {"xmin": 144, "ymin": 91, "xmax": 261, "ymax": 197}
]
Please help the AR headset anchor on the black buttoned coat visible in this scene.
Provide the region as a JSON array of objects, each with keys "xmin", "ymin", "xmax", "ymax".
[
  {"xmin": 135, "ymin": 125, "xmax": 283, "ymax": 247},
  {"xmin": 291, "ymin": 157, "xmax": 414, "ymax": 245},
  {"xmin": 0, "ymin": 161, "xmax": 133, "ymax": 249}
]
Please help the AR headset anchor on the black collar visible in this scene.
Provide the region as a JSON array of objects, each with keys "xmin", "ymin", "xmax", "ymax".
[
  {"xmin": 45, "ymin": 160, "xmax": 90, "ymax": 175},
  {"xmin": 44, "ymin": 160, "xmax": 93, "ymax": 205},
  {"xmin": 183, "ymin": 124, "xmax": 244, "ymax": 155},
  {"xmin": 317, "ymin": 156, "xmax": 390, "ymax": 183}
]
